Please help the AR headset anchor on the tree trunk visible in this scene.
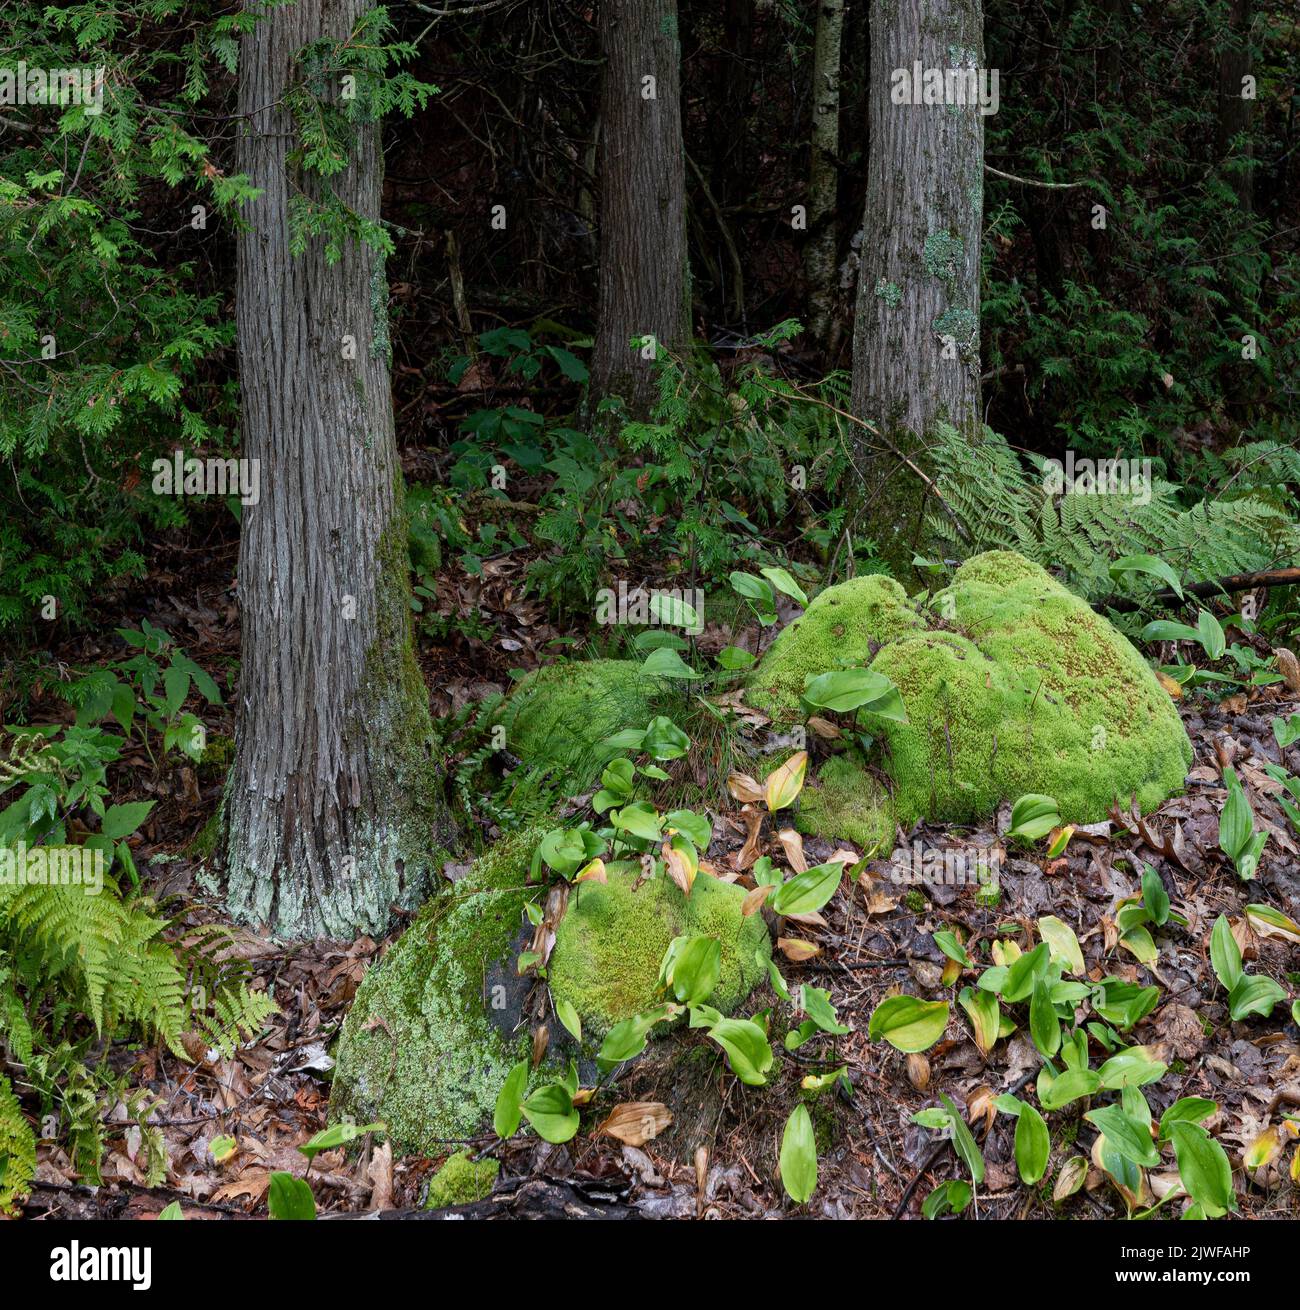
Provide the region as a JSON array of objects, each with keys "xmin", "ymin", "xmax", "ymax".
[
  {"xmin": 1215, "ymin": 0, "xmax": 1254, "ymax": 214},
  {"xmin": 851, "ymin": 0, "xmax": 984, "ymax": 447},
  {"xmin": 590, "ymin": 0, "xmax": 689, "ymax": 417},
  {"xmin": 806, "ymin": 0, "xmax": 845, "ymax": 348},
  {"xmin": 226, "ymin": 0, "xmax": 449, "ymax": 939}
]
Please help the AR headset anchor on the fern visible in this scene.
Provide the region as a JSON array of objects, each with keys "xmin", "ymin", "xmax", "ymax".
[
  {"xmin": 924, "ymin": 425, "xmax": 1300, "ymax": 604},
  {"xmin": 0, "ymin": 1074, "xmax": 35, "ymax": 1215}
]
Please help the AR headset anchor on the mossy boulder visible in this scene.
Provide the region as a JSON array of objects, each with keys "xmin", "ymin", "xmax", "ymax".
[
  {"xmin": 794, "ymin": 754, "xmax": 895, "ymax": 855},
  {"xmin": 425, "ymin": 1149, "xmax": 499, "ymax": 1209},
  {"xmin": 499, "ymin": 658, "xmax": 658, "ymax": 778},
  {"xmin": 548, "ymin": 866, "xmax": 772, "ymax": 1040},
  {"xmin": 330, "ymin": 827, "xmax": 541, "ymax": 1154},
  {"xmin": 749, "ymin": 550, "xmax": 1191, "ymax": 833}
]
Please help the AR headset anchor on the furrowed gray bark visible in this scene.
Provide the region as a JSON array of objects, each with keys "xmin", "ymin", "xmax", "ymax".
[
  {"xmin": 851, "ymin": 0, "xmax": 984, "ymax": 445},
  {"xmin": 806, "ymin": 0, "xmax": 845, "ymax": 347},
  {"xmin": 590, "ymin": 0, "xmax": 689, "ymax": 417},
  {"xmin": 226, "ymin": 0, "xmax": 449, "ymax": 940}
]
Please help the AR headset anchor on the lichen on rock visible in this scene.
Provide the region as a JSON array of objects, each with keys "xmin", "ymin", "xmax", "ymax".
[
  {"xmin": 748, "ymin": 550, "xmax": 1191, "ymax": 836},
  {"xmin": 548, "ymin": 865, "xmax": 773, "ymax": 1040},
  {"xmin": 329, "ymin": 827, "xmax": 541, "ymax": 1154}
]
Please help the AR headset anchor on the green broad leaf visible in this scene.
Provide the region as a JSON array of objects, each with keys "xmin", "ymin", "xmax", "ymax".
[
  {"xmin": 1008, "ymin": 794, "xmax": 1061, "ymax": 844},
  {"xmin": 1092, "ymin": 978, "xmax": 1160, "ymax": 1030},
  {"xmin": 921, "ymin": 1178, "xmax": 972, "ymax": 1219},
  {"xmin": 1085, "ymin": 1104, "xmax": 1160, "ymax": 1168},
  {"xmin": 705, "ymin": 1016, "xmax": 774, "ymax": 1086},
  {"xmin": 868, "ymin": 996, "xmax": 949, "ymax": 1053},
  {"xmin": 1141, "ymin": 618, "xmax": 1202, "ymax": 645},
  {"xmin": 716, "ymin": 646, "xmax": 756, "ymax": 670},
  {"xmin": 101, "ymin": 801, "xmax": 155, "ymax": 841},
  {"xmin": 646, "ymin": 591, "xmax": 699, "ymax": 630},
  {"xmin": 1119, "ymin": 925, "xmax": 1158, "ymax": 965},
  {"xmin": 1000, "ymin": 941, "xmax": 1050, "ymax": 1003},
  {"xmin": 1195, "ymin": 610, "xmax": 1226, "ymax": 661},
  {"xmin": 769, "ymin": 860, "xmax": 843, "ymax": 917},
  {"xmin": 779, "ymin": 1104, "xmax": 817, "ymax": 1203},
  {"xmin": 1109, "ymin": 554, "xmax": 1184, "ymax": 600},
  {"xmin": 157, "ymin": 1201, "xmax": 184, "ymax": 1219},
  {"xmin": 267, "ymin": 1172, "xmax": 316, "ymax": 1220},
  {"xmin": 801, "ymin": 668, "xmax": 896, "ymax": 714},
  {"xmin": 494, "ymin": 1060, "xmax": 530, "ymax": 1138},
  {"xmin": 1029, "ymin": 977, "xmax": 1061, "ymax": 1058},
  {"xmin": 958, "ymin": 985, "xmax": 1000, "ymax": 1055},
  {"xmin": 1169, "ymin": 1122, "xmax": 1235, "ymax": 1217},
  {"xmin": 663, "ymin": 808, "xmax": 711, "ymax": 849},
  {"xmin": 1227, "ymin": 973, "xmax": 1287, "ymax": 1021},
  {"xmin": 600, "ymin": 757, "xmax": 635, "ymax": 797},
  {"xmin": 1140, "ymin": 863, "xmax": 1170, "ymax": 927},
  {"xmin": 798, "ymin": 984, "xmax": 850, "ymax": 1035},
  {"xmin": 1039, "ymin": 1067, "xmax": 1102, "ymax": 1111},
  {"xmin": 298, "ymin": 1121, "xmax": 385, "ymax": 1161},
  {"xmin": 729, "ymin": 571, "xmax": 776, "ymax": 611},
  {"xmin": 1037, "ymin": 915, "xmax": 1085, "ymax": 975},
  {"xmin": 610, "ymin": 801, "xmax": 663, "ymax": 842},
  {"xmin": 596, "ymin": 1005, "xmax": 675, "ymax": 1071},
  {"xmin": 642, "ymin": 715, "xmax": 691, "ymax": 760},
  {"xmin": 934, "ymin": 930, "xmax": 971, "ymax": 966},
  {"xmin": 1158, "ymin": 1098, "xmax": 1218, "ymax": 1142},
  {"xmin": 1097, "ymin": 1047, "xmax": 1167, "ymax": 1090},
  {"xmin": 1012, "ymin": 1100, "xmax": 1051, "ymax": 1185},
  {"xmin": 521, "ymin": 1082, "xmax": 580, "ymax": 1144},
  {"xmin": 939, "ymin": 1092, "xmax": 985, "ymax": 1185},
  {"xmin": 162, "ymin": 664, "xmax": 191, "ymax": 716},
  {"xmin": 1209, "ymin": 914, "xmax": 1243, "ymax": 993},
  {"xmin": 767, "ymin": 959, "xmax": 791, "ymax": 1002},
  {"xmin": 1218, "ymin": 767, "xmax": 1254, "ymax": 866},
  {"xmin": 555, "ymin": 998, "xmax": 582, "ymax": 1042},
  {"xmin": 760, "ymin": 566, "xmax": 808, "ymax": 608},
  {"xmin": 664, "ymin": 935, "xmax": 722, "ymax": 1006},
  {"xmin": 1273, "ymin": 714, "xmax": 1300, "ymax": 750},
  {"xmin": 640, "ymin": 647, "xmax": 702, "ymax": 680}
]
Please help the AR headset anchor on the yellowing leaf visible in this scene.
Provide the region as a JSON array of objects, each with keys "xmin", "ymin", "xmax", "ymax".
[
  {"xmin": 764, "ymin": 751, "xmax": 808, "ymax": 813},
  {"xmin": 593, "ymin": 1102, "xmax": 672, "ymax": 1146},
  {"xmin": 741, "ymin": 882, "xmax": 775, "ymax": 917},
  {"xmin": 1053, "ymin": 1155, "xmax": 1088, "ymax": 1202},
  {"xmin": 1244, "ymin": 1125, "xmax": 1285, "ymax": 1171},
  {"xmin": 727, "ymin": 771, "xmax": 764, "ymax": 804},
  {"xmin": 574, "ymin": 857, "xmax": 607, "ymax": 886},
  {"xmin": 776, "ymin": 937, "xmax": 820, "ymax": 962}
]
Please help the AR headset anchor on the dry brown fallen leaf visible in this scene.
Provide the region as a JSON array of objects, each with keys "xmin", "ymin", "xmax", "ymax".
[
  {"xmin": 742, "ymin": 883, "xmax": 774, "ymax": 917},
  {"xmin": 776, "ymin": 937, "xmax": 820, "ymax": 962},
  {"xmin": 593, "ymin": 1102, "xmax": 672, "ymax": 1146},
  {"xmin": 727, "ymin": 771, "xmax": 764, "ymax": 804},
  {"xmin": 906, "ymin": 1053, "xmax": 930, "ymax": 1091},
  {"xmin": 531, "ymin": 1025, "xmax": 549, "ymax": 1069},
  {"xmin": 367, "ymin": 1141, "xmax": 393, "ymax": 1212},
  {"xmin": 1274, "ymin": 647, "xmax": 1300, "ymax": 693},
  {"xmin": 777, "ymin": 827, "xmax": 808, "ymax": 873}
]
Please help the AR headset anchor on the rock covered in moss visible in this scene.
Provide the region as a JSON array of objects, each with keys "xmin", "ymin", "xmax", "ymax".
[
  {"xmin": 747, "ymin": 574, "xmax": 924, "ymax": 720},
  {"xmin": 498, "ymin": 659, "xmax": 659, "ymax": 777},
  {"xmin": 795, "ymin": 754, "xmax": 895, "ymax": 855},
  {"xmin": 329, "ymin": 828, "xmax": 541, "ymax": 1154},
  {"xmin": 424, "ymin": 1149, "xmax": 499, "ymax": 1209},
  {"xmin": 548, "ymin": 866, "xmax": 772, "ymax": 1039},
  {"xmin": 749, "ymin": 550, "xmax": 1191, "ymax": 832}
]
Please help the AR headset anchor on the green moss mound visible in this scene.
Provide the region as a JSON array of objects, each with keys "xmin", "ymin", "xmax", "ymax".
[
  {"xmin": 548, "ymin": 867, "xmax": 772, "ymax": 1039},
  {"xmin": 329, "ymin": 828, "xmax": 540, "ymax": 1154},
  {"xmin": 425, "ymin": 1149, "xmax": 499, "ymax": 1209},
  {"xmin": 748, "ymin": 550, "xmax": 1191, "ymax": 832},
  {"xmin": 795, "ymin": 753, "xmax": 894, "ymax": 855},
  {"xmin": 499, "ymin": 659, "xmax": 658, "ymax": 777},
  {"xmin": 748, "ymin": 574, "xmax": 924, "ymax": 720}
]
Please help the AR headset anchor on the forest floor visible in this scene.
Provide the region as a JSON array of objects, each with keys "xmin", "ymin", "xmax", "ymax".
[{"xmin": 16, "ymin": 499, "xmax": 1300, "ymax": 1223}]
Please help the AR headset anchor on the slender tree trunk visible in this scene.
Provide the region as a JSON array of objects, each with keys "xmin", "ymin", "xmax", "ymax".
[
  {"xmin": 851, "ymin": 0, "xmax": 984, "ymax": 448},
  {"xmin": 806, "ymin": 0, "xmax": 845, "ymax": 348},
  {"xmin": 591, "ymin": 0, "xmax": 689, "ymax": 416},
  {"xmin": 1216, "ymin": 0, "xmax": 1254, "ymax": 214},
  {"xmin": 226, "ymin": 0, "xmax": 449, "ymax": 939}
]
